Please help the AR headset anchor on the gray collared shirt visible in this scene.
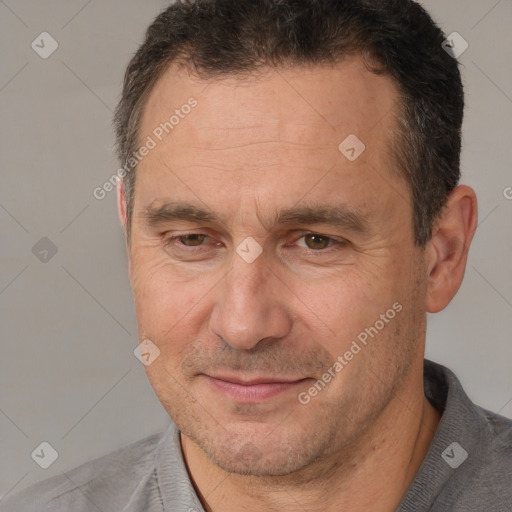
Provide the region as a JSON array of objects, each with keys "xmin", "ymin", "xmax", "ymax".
[{"xmin": 2, "ymin": 360, "xmax": 511, "ymax": 511}]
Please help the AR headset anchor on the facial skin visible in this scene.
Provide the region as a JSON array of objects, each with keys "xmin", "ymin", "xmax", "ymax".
[{"xmin": 118, "ymin": 57, "xmax": 478, "ymax": 511}]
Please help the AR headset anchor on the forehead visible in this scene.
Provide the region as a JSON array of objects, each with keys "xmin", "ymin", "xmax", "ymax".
[
  {"xmin": 135, "ymin": 57, "xmax": 407, "ymax": 227},
  {"xmin": 140, "ymin": 57, "xmax": 399, "ymax": 146}
]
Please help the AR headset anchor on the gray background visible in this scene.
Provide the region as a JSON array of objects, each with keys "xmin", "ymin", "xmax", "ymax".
[{"xmin": 0, "ymin": 0, "xmax": 511, "ymax": 499}]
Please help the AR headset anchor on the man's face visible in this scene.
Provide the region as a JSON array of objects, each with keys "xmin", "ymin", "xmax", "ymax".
[{"xmin": 127, "ymin": 58, "xmax": 429, "ymax": 476}]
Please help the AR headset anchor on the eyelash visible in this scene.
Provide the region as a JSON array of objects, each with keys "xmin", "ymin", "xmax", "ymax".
[{"xmin": 163, "ymin": 232, "xmax": 347, "ymax": 253}]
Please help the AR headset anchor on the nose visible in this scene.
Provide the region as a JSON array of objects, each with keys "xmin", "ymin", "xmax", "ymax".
[{"xmin": 208, "ymin": 253, "xmax": 293, "ymax": 351}]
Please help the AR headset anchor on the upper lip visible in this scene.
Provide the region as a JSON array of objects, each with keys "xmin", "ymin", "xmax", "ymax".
[{"xmin": 205, "ymin": 374, "xmax": 308, "ymax": 386}]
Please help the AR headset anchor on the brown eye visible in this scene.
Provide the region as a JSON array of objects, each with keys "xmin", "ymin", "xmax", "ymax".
[
  {"xmin": 303, "ymin": 234, "xmax": 333, "ymax": 250},
  {"xmin": 177, "ymin": 234, "xmax": 207, "ymax": 246}
]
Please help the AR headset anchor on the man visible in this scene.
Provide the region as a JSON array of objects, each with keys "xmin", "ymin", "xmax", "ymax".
[{"xmin": 3, "ymin": 0, "xmax": 511, "ymax": 511}]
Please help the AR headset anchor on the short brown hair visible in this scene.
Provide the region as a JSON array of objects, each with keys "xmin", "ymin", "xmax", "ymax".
[{"xmin": 114, "ymin": 0, "xmax": 464, "ymax": 246}]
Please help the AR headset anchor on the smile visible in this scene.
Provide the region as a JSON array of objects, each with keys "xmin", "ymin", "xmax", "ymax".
[{"xmin": 203, "ymin": 374, "xmax": 310, "ymax": 402}]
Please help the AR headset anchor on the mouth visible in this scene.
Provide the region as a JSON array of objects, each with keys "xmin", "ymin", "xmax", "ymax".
[{"xmin": 203, "ymin": 373, "xmax": 310, "ymax": 402}]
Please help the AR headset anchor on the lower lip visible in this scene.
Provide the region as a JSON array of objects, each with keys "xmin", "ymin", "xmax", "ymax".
[{"xmin": 205, "ymin": 376, "xmax": 307, "ymax": 402}]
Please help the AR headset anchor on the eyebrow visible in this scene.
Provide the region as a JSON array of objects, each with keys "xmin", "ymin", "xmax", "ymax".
[
  {"xmin": 143, "ymin": 201, "xmax": 370, "ymax": 234},
  {"xmin": 144, "ymin": 202, "xmax": 217, "ymax": 225}
]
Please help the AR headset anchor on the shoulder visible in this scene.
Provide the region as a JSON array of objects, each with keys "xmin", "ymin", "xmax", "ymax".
[
  {"xmin": 0, "ymin": 431, "xmax": 165, "ymax": 512},
  {"xmin": 419, "ymin": 360, "xmax": 512, "ymax": 510},
  {"xmin": 447, "ymin": 406, "xmax": 512, "ymax": 510},
  {"xmin": 475, "ymin": 405, "xmax": 512, "ymax": 477}
]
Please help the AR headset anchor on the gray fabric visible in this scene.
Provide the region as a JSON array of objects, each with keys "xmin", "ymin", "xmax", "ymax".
[{"xmin": 2, "ymin": 360, "xmax": 511, "ymax": 511}]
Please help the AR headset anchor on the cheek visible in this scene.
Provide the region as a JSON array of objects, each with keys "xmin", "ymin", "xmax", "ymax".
[
  {"xmin": 130, "ymin": 248, "xmax": 218, "ymax": 345},
  {"xmin": 292, "ymin": 263, "xmax": 410, "ymax": 374},
  {"xmin": 130, "ymin": 251, "xmax": 186, "ymax": 335},
  {"xmin": 289, "ymin": 264, "xmax": 395, "ymax": 337}
]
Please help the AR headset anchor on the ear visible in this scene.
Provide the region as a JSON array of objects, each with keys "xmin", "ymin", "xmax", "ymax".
[
  {"xmin": 425, "ymin": 185, "xmax": 478, "ymax": 313},
  {"xmin": 117, "ymin": 179, "xmax": 128, "ymax": 228},
  {"xmin": 117, "ymin": 180, "xmax": 133, "ymax": 276}
]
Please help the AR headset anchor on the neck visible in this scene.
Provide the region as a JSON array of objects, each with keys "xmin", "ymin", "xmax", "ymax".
[{"xmin": 181, "ymin": 367, "xmax": 441, "ymax": 512}]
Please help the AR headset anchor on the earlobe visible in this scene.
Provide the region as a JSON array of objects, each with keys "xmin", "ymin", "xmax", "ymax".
[{"xmin": 425, "ymin": 185, "xmax": 478, "ymax": 313}]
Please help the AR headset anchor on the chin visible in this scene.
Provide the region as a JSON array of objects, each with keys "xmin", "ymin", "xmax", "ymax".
[
  {"xmin": 209, "ymin": 446, "xmax": 308, "ymax": 477},
  {"xmin": 191, "ymin": 423, "xmax": 324, "ymax": 477}
]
